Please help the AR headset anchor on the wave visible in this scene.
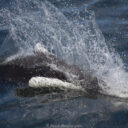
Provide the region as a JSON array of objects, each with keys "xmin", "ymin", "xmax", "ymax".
[{"xmin": 0, "ymin": 0, "xmax": 128, "ymax": 98}]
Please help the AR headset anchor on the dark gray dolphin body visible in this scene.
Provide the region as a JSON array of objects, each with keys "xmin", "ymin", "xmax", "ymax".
[{"xmin": 0, "ymin": 45, "xmax": 106, "ymax": 98}]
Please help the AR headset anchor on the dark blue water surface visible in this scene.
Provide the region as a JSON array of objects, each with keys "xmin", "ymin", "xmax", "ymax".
[{"xmin": 1, "ymin": 0, "xmax": 128, "ymax": 128}]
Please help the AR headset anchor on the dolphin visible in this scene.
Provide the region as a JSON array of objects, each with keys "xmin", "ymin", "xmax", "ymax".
[{"xmin": 0, "ymin": 43, "xmax": 106, "ymax": 98}]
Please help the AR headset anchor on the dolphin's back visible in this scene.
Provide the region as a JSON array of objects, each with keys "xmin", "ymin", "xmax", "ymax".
[
  {"xmin": 0, "ymin": 53, "xmax": 68, "ymax": 83},
  {"xmin": 0, "ymin": 51, "xmax": 102, "ymax": 94}
]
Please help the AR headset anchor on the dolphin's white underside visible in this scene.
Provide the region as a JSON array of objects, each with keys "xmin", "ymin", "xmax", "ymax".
[{"xmin": 29, "ymin": 77, "xmax": 86, "ymax": 92}]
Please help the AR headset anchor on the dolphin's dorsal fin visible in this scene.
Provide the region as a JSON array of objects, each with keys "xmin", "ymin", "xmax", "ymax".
[{"xmin": 34, "ymin": 43, "xmax": 49, "ymax": 54}]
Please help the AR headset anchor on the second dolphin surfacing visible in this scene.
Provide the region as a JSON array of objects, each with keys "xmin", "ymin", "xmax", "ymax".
[{"xmin": 0, "ymin": 43, "xmax": 106, "ymax": 98}]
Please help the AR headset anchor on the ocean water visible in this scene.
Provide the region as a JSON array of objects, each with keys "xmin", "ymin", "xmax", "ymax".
[{"xmin": 0, "ymin": 0, "xmax": 128, "ymax": 128}]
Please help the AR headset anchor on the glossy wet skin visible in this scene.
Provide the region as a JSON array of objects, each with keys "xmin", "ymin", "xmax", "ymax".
[
  {"xmin": 0, "ymin": 51, "xmax": 103, "ymax": 95},
  {"xmin": 0, "ymin": 52, "xmax": 69, "ymax": 83}
]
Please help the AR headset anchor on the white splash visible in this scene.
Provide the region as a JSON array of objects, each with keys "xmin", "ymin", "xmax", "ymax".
[
  {"xmin": 34, "ymin": 43, "xmax": 49, "ymax": 54},
  {"xmin": 99, "ymin": 67, "xmax": 128, "ymax": 98},
  {"xmin": 0, "ymin": 0, "xmax": 128, "ymax": 98}
]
